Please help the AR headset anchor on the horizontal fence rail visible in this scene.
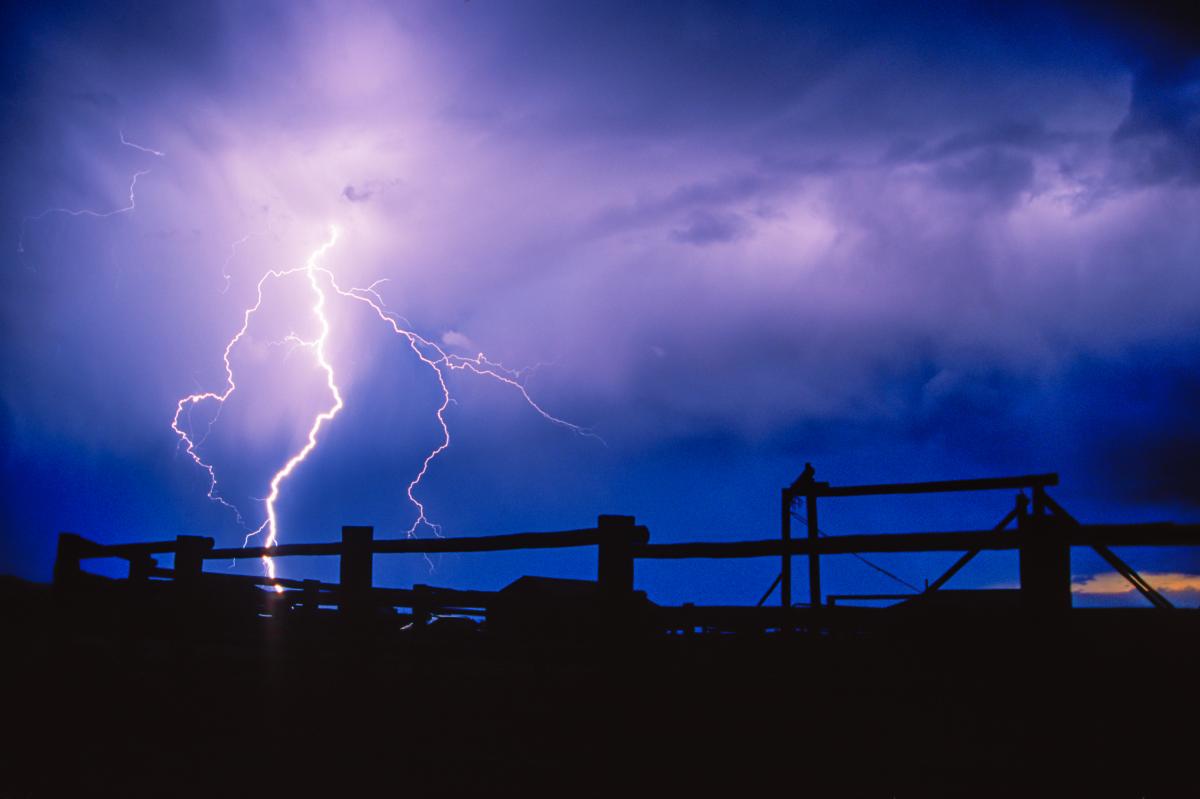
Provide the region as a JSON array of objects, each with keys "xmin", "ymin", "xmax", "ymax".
[
  {"xmin": 809, "ymin": 473, "xmax": 1058, "ymax": 498},
  {"xmin": 635, "ymin": 524, "xmax": 1200, "ymax": 559},
  {"xmin": 212, "ymin": 528, "xmax": 624, "ymax": 559},
  {"xmin": 53, "ymin": 471, "xmax": 1200, "ymax": 626},
  {"xmin": 71, "ymin": 522, "xmax": 1200, "ymax": 565}
]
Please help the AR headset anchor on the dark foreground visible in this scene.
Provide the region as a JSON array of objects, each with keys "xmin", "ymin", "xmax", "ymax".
[{"xmin": 2, "ymin": 577, "xmax": 1197, "ymax": 798}]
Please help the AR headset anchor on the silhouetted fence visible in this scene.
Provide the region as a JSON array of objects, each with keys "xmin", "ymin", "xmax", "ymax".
[{"xmin": 54, "ymin": 471, "xmax": 1200, "ymax": 630}]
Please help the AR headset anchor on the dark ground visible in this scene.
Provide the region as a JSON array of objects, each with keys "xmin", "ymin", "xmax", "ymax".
[{"xmin": 1, "ymin": 575, "xmax": 1197, "ymax": 798}]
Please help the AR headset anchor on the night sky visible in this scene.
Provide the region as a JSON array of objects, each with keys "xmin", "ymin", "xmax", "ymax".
[{"xmin": 2, "ymin": 1, "xmax": 1197, "ymax": 607}]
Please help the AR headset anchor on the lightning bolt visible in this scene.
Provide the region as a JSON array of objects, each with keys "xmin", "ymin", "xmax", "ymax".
[
  {"xmin": 119, "ymin": 130, "xmax": 166, "ymax": 158},
  {"xmin": 19, "ymin": 127, "xmax": 593, "ymax": 588},
  {"xmin": 18, "ymin": 130, "xmax": 160, "ymax": 256},
  {"xmin": 174, "ymin": 224, "xmax": 598, "ymax": 587},
  {"xmin": 249, "ymin": 229, "xmax": 344, "ymax": 586},
  {"xmin": 328, "ymin": 278, "xmax": 601, "ymax": 539},
  {"xmin": 171, "ymin": 258, "xmax": 300, "ymax": 533},
  {"xmin": 19, "ymin": 125, "xmax": 595, "ymax": 585},
  {"xmin": 219, "ymin": 220, "xmax": 273, "ymax": 295}
]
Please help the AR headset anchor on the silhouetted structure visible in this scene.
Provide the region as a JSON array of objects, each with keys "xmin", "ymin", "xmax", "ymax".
[
  {"xmin": 51, "ymin": 469, "xmax": 1200, "ymax": 634},
  {"xmin": 12, "ymin": 468, "xmax": 1199, "ymax": 796}
]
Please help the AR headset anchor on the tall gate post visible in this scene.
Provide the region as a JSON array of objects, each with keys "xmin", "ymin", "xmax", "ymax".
[
  {"xmin": 786, "ymin": 466, "xmax": 826, "ymax": 608},
  {"xmin": 781, "ymin": 490, "xmax": 792, "ymax": 610},
  {"xmin": 1018, "ymin": 487, "xmax": 1071, "ymax": 612},
  {"xmin": 807, "ymin": 492, "xmax": 821, "ymax": 607},
  {"xmin": 340, "ymin": 525, "xmax": 374, "ymax": 620}
]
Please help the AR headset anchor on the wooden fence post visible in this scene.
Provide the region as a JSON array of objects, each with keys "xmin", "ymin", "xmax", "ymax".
[
  {"xmin": 54, "ymin": 532, "xmax": 86, "ymax": 588},
  {"xmin": 174, "ymin": 535, "xmax": 213, "ymax": 587},
  {"xmin": 302, "ymin": 579, "xmax": 321, "ymax": 617},
  {"xmin": 128, "ymin": 555, "xmax": 155, "ymax": 583},
  {"xmin": 340, "ymin": 525, "xmax": 374, "ymax": 619},
  {"xmin": 597, "ymin": 515, "xmax": 644, "ymax": 595},
  {"xmin": 173, "ymin": 536, "xmax": 213, "ymax": 636}
]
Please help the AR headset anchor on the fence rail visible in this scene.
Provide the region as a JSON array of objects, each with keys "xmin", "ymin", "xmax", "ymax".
[{"xmin": 54, "ymin": 470, "xmax": 1200, "ymax": 627}]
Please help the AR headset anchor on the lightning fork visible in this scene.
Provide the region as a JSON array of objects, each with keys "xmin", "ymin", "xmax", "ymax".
[
  {"xmin": 176, "ymin": 225, "xmax": 595, "ymax": 586},
  {"xmin": 18, "ymin": 130, "xmax": 162, "ymax": 255}
]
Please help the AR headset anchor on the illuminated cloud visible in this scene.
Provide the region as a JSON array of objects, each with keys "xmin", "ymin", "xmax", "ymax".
[
  {"xmin": 441, "ymin": 330, "xmax": 477, "ymax": 352},
  {"xmin": 1072, "ymin": 572, "xmax": 1200, "ymax": 595}
]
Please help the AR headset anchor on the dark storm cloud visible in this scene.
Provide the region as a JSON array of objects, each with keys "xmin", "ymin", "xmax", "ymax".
[
  {"xmin": 1058, "ymin": 1, "xmax": 1200, "ymax": 189},
  {"xmin": 1067, "ymin": 344, "xmax": 1200, "ymax": 510},
  {"xmin": 931, "ymin": 149, "xmax": 1036, "ymax": 209},
  {"xmin": 1110, "ymin": 61, "xmax": 1200, "ymax": 186}
]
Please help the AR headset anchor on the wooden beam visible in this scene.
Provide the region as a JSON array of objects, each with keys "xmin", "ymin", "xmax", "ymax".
[
  {"xmin": 210, "ymin": 527, "xmax": 613, "ymax": 560},
  {"xmin": 340, "ymin": 525, "xmax": 374, "ymax": 618},
  {"xmin": 637, "ymin": 531, "xmax": 1014, "ymax": 558},
  {"xmin": 635, "ymin": 523, "xmax": 1200, "ymax": 559},
  {"xmin": 827, "ymin": 593, "xmax": 916, "ymax": 606},
  {"xmin": 88, "ymin": 540, "xmax": 182, "ymax": 558},
  {"xmin": 925, "ymin": 502, "xmax": 1022, "ymax": 594},
  {"xmin": 375, "ymin": 527, "xmax": 615, "ymax": 554},
  {"xmin": 813, "ymin": 473, "xmax": 1058, "ymax": 498},
  {"xmin": 807, "ymin": 492, "xmax": 821, "ymax": 607},
  {"xmin": 1091, "ymin": 544, "xmax": 1174, "ymax": 610},
  {"xmin": 1042, "ymin": 493, "xmax": 1177, "ymax": 610},
  {"xmin": 208, "ymin": 542, "xmax": 342, "ymax": 559},
  {"xmin": 1067, "ymin": 523, "xmax": 1200, "ymax": 547},
  {"xmin": 780, "ymin": 489, "xmax": 791, "ymax": 609},
  {"xmin": 757, "ymin": 572, "xmax": 782, "ymax": 608}
]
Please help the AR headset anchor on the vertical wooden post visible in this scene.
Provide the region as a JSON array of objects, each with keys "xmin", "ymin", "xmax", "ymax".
[
  {"xmin": 174, "ymin": 535, "xmax": 213, "ymax": 587},
  {"xmin": 54, "ymin": 532, "xmax": 86, "ymax": 588},
  {"xmin": 128, "ymin": 555, "xmax": 155, "ymax": 583},
  {"xmin": 340, "ymin": 525, "xmax": 374, "ymax": 619},
  {"xmin": 1019, "ymin": 488, "xmax": 1070, "ymax": 612},
  {"xmin": 302, "ymin": 579, "xmax": 321, "ymax": 617},
  {"xmin": 1031, "ymin": 485, "xmax": 1045, "ymax": 521},
  {"xmin": 597, "ymin": 515, "xmax": 637, "ymax": 595},
  {"xmin": 781, "ymin": 490, "xmax": 792, "ymax": 610},
  {"xmin": 807, "ymin": 493, "xmax": 821, "ymax": 607},
  {"xmin": 408, "ymin": 584, "xmax": 427, "ymax": 630},
  {"xmin": 173, "ymin": 536, "xmax": 212, "ymax": 636}
]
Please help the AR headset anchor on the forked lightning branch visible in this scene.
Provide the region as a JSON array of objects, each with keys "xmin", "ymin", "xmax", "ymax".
[{"xmin": 172, "ymin": 226, "xmax": 596, "ymax": 587}]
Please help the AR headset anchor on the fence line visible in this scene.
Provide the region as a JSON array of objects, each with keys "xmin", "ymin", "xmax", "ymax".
[{"xmin": 53, "ymin": 471, "xmax": 1200, "ymax": 624}]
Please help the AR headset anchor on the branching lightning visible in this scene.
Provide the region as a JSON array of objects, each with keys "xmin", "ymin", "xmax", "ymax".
[
  {"xmin": 220, "ymin": 221, "xmax": 273, "ymax": 294},
  {"xmin": 18, "ymin": 127, "xmax": 593, "ymax": 587},
  {"xmin": 119, "ymin": 130, "xmax": 166, "ymax": 158},
  {"xmin": 330, "ymin": 277, "xmax": 601, "ymax": 538},
  {"xmin": 12, "ymin": 125, "xmax": 585, "ymax": 585},
  {"xmin": 174, "ymin": 225, "xmax": 597, "ymax": 586},
  {"xmin": 18, "ymin": 131, "xmax": 160, "ymax": 256}
]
